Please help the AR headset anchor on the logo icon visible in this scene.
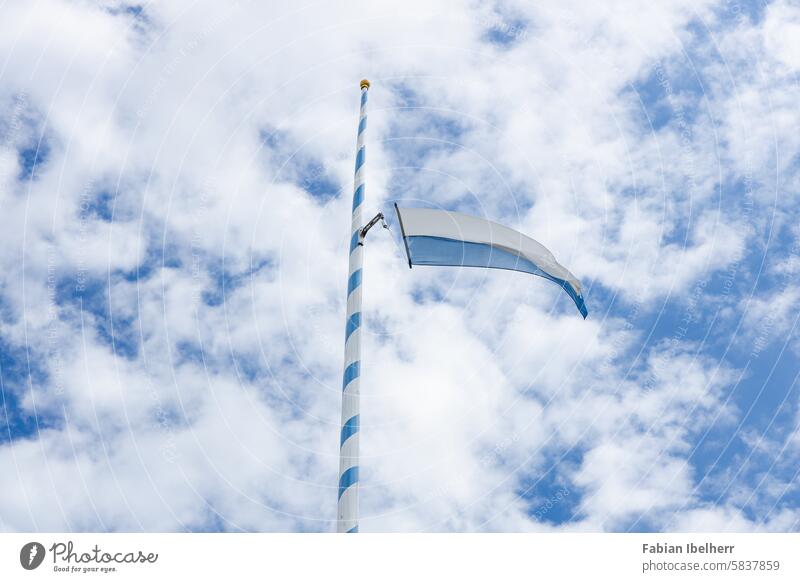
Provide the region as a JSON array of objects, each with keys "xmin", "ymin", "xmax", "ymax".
[{"xmin": 20, "ymin": 542, "xmax": 46, "ymax": 570}]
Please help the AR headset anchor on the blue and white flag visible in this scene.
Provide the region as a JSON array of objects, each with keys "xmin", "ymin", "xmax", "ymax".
[{"xmin": 394, "ymin": 205, "xmax": 588, "ymax": 318}]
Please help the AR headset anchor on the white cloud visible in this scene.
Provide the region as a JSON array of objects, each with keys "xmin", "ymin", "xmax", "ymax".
[{"xmin": 0, "ymin": 0, "xmax": 797, "ymax": 532}]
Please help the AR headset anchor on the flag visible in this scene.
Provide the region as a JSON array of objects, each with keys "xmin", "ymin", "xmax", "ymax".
[{"xmin": 394, "ymin": 205, "xmax": 588, "ymax": 318}]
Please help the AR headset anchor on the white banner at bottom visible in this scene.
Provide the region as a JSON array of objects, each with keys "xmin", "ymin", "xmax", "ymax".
[{"xmin": 1, "ymin": 533, "xmax": 798, "ymax": 581}]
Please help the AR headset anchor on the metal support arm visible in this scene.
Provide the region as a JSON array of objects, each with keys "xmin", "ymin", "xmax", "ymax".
[{"xmin": 359, "ymin": 212, "xmax": 387, "ymax": 243}]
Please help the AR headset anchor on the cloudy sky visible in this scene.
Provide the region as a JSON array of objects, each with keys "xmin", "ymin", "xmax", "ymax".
[{"xmin": 0, "ymin": 0, "xmax": 799, "ymax": 532}]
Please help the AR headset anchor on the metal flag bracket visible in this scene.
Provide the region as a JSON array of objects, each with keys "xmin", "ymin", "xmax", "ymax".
[{"xmin": 358, "ymin": 212, "xmax": 388, "ymax": 244}]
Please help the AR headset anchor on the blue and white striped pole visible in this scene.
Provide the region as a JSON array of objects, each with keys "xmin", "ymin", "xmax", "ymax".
[{"xmin": 337, "ymin": 79, "xmax": 370, "ymax": 533}]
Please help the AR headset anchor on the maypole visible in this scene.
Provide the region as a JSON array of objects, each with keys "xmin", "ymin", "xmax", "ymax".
[
  {"xmin": 337, "ymin": 79, "xmax": 370, "ymax": 533},
  {"xmin": 332, "ymin": 80, "xmax": 587, "ymax": 534}
]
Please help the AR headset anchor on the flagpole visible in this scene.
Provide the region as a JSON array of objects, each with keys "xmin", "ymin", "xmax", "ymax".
[{"xmin": 337, "ymin": 79, "xmax": 370, "ymax": 533}]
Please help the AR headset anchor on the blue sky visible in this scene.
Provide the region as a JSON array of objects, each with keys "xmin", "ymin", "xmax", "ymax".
[{"xmin": 0, "ymin": 0, "xmax": 799, "ymax": 532}]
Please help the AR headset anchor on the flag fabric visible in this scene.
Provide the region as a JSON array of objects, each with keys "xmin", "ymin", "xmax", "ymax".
[{"xmin": 394, "ymin": 205, "xmax": 588, "ymax": 318}]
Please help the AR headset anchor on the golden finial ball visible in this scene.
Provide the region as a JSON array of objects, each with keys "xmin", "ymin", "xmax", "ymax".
[{"xmin": 360, "ymin": 79, "xmax": 370, "ymax": 90}]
